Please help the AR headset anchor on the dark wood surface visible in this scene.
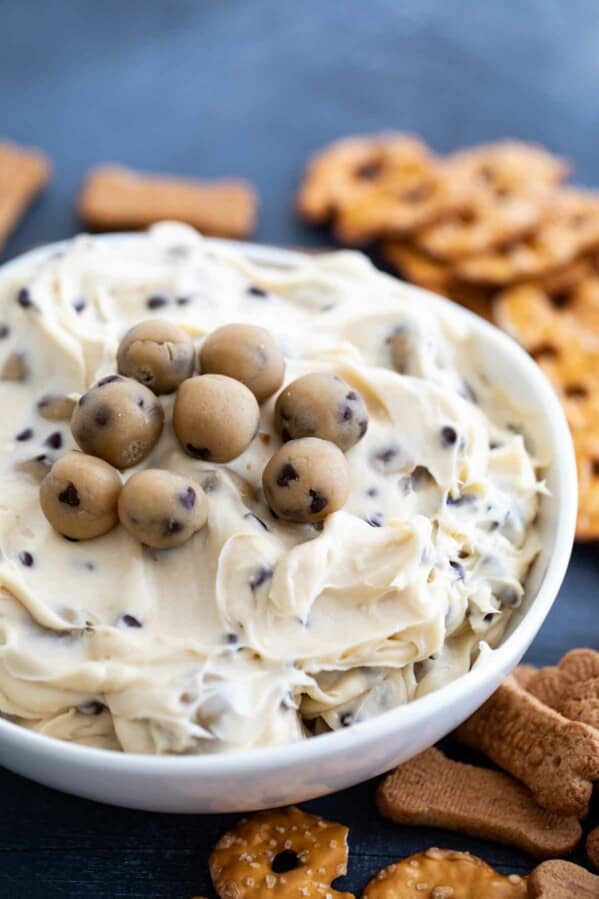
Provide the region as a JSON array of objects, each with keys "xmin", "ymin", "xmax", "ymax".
[{"xmin": 0, "ymin": 1, "xmax": 597, "ymax": 895}]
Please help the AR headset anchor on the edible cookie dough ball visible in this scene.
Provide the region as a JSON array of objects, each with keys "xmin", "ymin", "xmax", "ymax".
[
  {"xmin": 40, "ymin": 451, "xmax": 122, "ymax": 540},
  {"xmin": 173, "ymin": 374, "xmax": 260, "ymax": 463},
  {"xmin": 117, "ymin": 319, "xmax": 195, "ymax": 395},
  {"xmin": 199, "ymin": 323, "xmax": 285, "ymax": 402},
  {"xmin": 118, "ymin": 469, "xmax": 208, "ymax": 549},
  {"xmin": 71, "ymin": 375, "xmax": 164, "ymax": 469},
  {"xmin": 262, "ymin": 437, "xmax": 350, "ymax": 523},
  {"xmin": 274, "ymin": 372, "xmax": 368, "ymax": 452}
]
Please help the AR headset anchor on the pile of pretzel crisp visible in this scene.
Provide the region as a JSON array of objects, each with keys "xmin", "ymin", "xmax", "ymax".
[
  {"xmin": 297, "ymin": 134, "xmax": 599, "ymax": 541},
  {"xmin": 202, "ymin": 649, "xmax": 599, "ymax": 899}
]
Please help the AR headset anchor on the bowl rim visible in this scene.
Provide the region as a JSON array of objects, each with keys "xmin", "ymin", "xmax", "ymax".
[{"xmin": 0, "ymin": 234, "xmax": 578, "ymax": 775}]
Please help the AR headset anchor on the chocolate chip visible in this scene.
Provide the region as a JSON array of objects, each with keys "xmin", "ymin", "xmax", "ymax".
[
  {"xmin": 78, "ymin": 700, "xmax": 105, "ymax": 716},
  {"xmin": 277, "ymin": 463, "xmax": 298, "ymax": 487},
  {"xmin": 309, "ymin": 490, "xmax": 327, "ymax": 514},
  {"xmin": 366, "ymin": 512, "xmax": 384, "ymax": 527},
  {"xmin": 372, "ymin": 444, "xmax": 402, "ymax": 472},
  {"xmin": 94, "ymin": 406, "xmax": 111, "ymax": 427},
  {"xmin": 59, "ymin": 483, "xmax": 80, "ymax": 506},
  {"xmin": 176, "ymin": 296, "xmax": 191, "ymax": 306},
  {"xmin": 73, "ymin": 297, "xmax": 86, "ymax": 313},
  {"xmin": 366, "ymin": 486, "xmax": 379, "ymax": 497},
  {"xmin": 97, "ymin": 374, "xmax": 122, "ymax": 387},
  {"xmin": 249, "ymin": 565, "xmax": 273, "ymax": 590},
  {"xmin": 146, "ymin": 295, "xmax": 168, "ymax": 310},
  {"xmin": 186, "ymin": 444, "xmax": 211, "ymax": 460},
  {"xmin": 179, "ymin": 487, "xmax": 196, "ymax": 510},
  {"xmin": 449, "ymin": 559, "xmax": 465, "ymax": 580},
  {"xmin": 16, "ymin": 288, "xmax": 33, "ymax": 308},
  {"xmin": 339, "ymin": 404, "xmax": 353, "ymax": 422},
  {"xmin": 119, "ymin": 613, "xmax": 142, "ymax": 628},
  {"xmin": 137, "ymin": 397, "xmax": 145, "ymax": 407},
  {"xmin": 483, "ymin": 612, "xmax": 496, "ymax": 623},
  {"xmin": 441, "ymin": 426, "xmax": 458, "ymax": 447},
  {"xmin": 19, "ymin": 551, "xmax": 34, "ymax": 567},
  {"xmin": 446, "ymin": 492, "xmax": 476, "ymax": 507},
  {"xmin": 163, "ymin": 518, "xmax": 183, "ymax": 536},
  {"xmin": 247, "ymin": 284, "xmax": 267, "ymax": 298},
  {"xmin": 356, "ymin": 160, "xmax": 381, "ymax": 180},
  {"xmin": 496, "ymin": 586, "xmax": 521, "ymax": 607},
  {"xmin": 339, "ymin": 711, "xmax": 354, "ymax": 726},
  {"xmin": 44, "ymin": 431, "xmax": 62, "ymax": 449},
  {"xmin": 0, "ymin": 324, "xmax": 9, "ymax": 338},
  {"xmin": 16, "ymin": 428, "xmax": 33, "ymax": 441},
  {"xmin": 346, "ymin": 391, "xmax": 357, "ymax": 400},
  {"xmin": 225, "ymin": 632, "xmax": 239, "ymax": 645},
  {"xmin": 243, "ymin": 511, "xmax": 270, "ymax": 531},
  {"xmin": 358, "ymin": 419, "xmax": 368, "ymax": 438}
]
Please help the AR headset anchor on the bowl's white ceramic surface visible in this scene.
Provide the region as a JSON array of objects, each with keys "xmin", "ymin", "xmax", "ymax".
[{"xmin": 0, "ymin": 238, "xmax": 577, "ymax": 813}]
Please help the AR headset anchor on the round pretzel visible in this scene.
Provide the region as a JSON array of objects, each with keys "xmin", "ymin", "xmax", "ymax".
[{"xmin": 209, "ymin": 806, "xmax": 354, "ymax": 899}]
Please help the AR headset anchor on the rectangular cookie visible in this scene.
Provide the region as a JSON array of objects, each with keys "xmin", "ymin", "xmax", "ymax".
[
  {"xmin": 0, "ymin": 141, "xmax": 51, "ymax": 252},
  {"xmin": 78, "ymin": 165, "xmax": 258, "ymax": 238}
]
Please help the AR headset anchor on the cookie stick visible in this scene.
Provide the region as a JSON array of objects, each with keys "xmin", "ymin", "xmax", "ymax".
[{"xmin": 377, "ymin": 747, "xmax": 581, "ymax": 859}]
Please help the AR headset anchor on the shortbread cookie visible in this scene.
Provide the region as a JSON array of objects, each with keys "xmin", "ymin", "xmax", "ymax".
[
  {"xmin": 454, "ymin": 675, "xmax": 599, "ymax": 816},
  {"xmin": 78, "ymin": 165, "xmax": 257, "ymax": 237},
  {"xmin": 416, "ymin": 141, "xmax": 568, "ymax": 260},
  {"xmin": 0, "ymin": 141, "xmax": 51, "ymax": 251},
  {"xmin": 495, "ymin": 278, "xmax": 599, "ymax": 539},
  {"xmin": 209, "ymin": 806, "xmax": 354, "ymax": 899},
  {"xmin": 525, "ymin": 649, "xmax": 599, "ymax": 731},
  {"xmin": 377, "ymin": 747, "xmax": 581, "ymax": 858},
  {"xmin": 297, "ymin": 134, "xmax": 467, "ymax": 244},
  {"xmin": 363, "ymin": 848, "xmax": 527, "ymax": 899},
  {"xmin": 527, "ymin": 860, "xmax": 599, "ymax": 898}
]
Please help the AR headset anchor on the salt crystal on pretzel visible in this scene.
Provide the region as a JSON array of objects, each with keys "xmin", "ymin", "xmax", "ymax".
[
  {"xmin": 78, "ymin": 165, "xmax": 258, "ymax": 238},
  {"xmin": 454, "ymin": 674, "xmax": 599, "ymax": 817},
  {"xmin": 377, "ymin": 747, "xmax": 581, "ymax": 858},
  {"xmin": 0, "ymin": 141, "xmax": 51, "ymax": 252},
  {"xmin": 363, "ymin": 848, "xmax": 527, "ymax": 899}
]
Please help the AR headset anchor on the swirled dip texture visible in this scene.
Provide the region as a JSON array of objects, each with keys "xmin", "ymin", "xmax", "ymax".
[{"xmin": 0, "ymin": 224, "xmax": 543, "ymax": 754}]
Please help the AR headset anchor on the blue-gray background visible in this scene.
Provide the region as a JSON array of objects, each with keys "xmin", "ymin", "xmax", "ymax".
[{"xmin": 0, "ymin": 1, "xmax": 597, "ymax": 895}]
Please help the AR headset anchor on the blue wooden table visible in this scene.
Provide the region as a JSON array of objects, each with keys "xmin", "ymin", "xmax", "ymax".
[{"xmin": 0, "ymin": 2, "xmax": 597, "ymax": 895}]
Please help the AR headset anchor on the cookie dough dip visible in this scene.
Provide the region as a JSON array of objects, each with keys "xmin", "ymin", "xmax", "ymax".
[{"xmin": 0, "ymin": 224, "xmax": 544, "ymax": 755}]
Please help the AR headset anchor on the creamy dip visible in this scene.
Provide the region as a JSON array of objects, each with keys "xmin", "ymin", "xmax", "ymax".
[{"xmin": 0, "ymin": 224, "xmax": 543, "ymax": 754}]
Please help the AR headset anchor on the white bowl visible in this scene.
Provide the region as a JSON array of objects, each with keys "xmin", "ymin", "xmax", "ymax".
[{"xmin": 0, "ymin": 238, "xmax": 577, "ymax": 813}]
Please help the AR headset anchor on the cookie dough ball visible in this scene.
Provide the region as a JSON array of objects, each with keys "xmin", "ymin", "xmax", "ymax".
[
  {"xmin": 262, "ymin": 437, "xmax": 350, "ymax": 523},
  {"xmin": 118, "ymin": 469, "xmax": 208, "ymax": 549},
  {"xmin": 40, "ymin": 451, "xmax": 122, "ymax": 540},
  {"xmin": 199, "ymin": 323, "xmax": 285, "ymax": 402},
  {"xmin": 173, "ymin": 374, "xmax": 260, "ymax": 463},
  {"xmin": 275, "ymin": 372, "xmax": 368, "ymax": 452},
  {"xmin": 117, "ymin": 319, "xmax": 195, "ymax": 395},
  {"xmin": 71, "ymin": 375, "xmax": 164, "ymax": 469}
]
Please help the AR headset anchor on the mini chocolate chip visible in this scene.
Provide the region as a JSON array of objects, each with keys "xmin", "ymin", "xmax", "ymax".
[
  {"xmin": 163, "ymin": 518, "xmax": 183, "ymax": 536},
  {"xmin": 346, "ymin": 391, "xmax": 357, "ymax": 400},
  {"xmin": 249, "ymin": 565, "xmax": 273, "ymax": 590},
  {"xmin": 247, "ymin": 284, "xmax": 267, "ymax": 298},
  {"xmin": 19, "ymin": 551, "xmax": 34, "ymax": 567},
  {"xmin": 366, "ymin": 486, "xmax": 379, "ymax": 497},
  {"xmin": 339, "ymin": 711, "xmax": 353, "ymax": 727},
  {"xmin": 44, "ymin": 431, "xmax": 62, "ymax": 449},
  {"xmin": 358, "ymin": 419, "xmax": 368, "ymax": 438},
  {"xmin": 483, "ymin": 612, "xmax": 496, "ymax": 623},
  {"xmin": 277, "ymin": 463, "xmax": 298, "ymax": 487},
  {"xmin": 94, "ymin": 406, "xmax": 111, "ymax": 427},
  {"xmin": 16, "ymin": 428, "xmax": 33, "ymax": 441},
  {"xmin": 176, "ymin": 296, "xmax": 191, "ymax": 306},
  {"xmin": 496, "ymin": 586, "xmax": 521, "ymax": 607},
  {"xmin": 97, "ymin": 374, "xmax": 122, "ymax": 387},
  {"xmin": 339, "ymin": 405, "xmax": 353, "ymax": 422},
  {"xmin": 243, "ymin": 511, "xmax": 270, "ymax": 531},
  {"xmin": 225, "ymin": 632, "xmax": 239, "ymax": 645},
  {"xmin": 84, "ymin": 561, "xmax": 95, "ymax": 571},
  {"xmin": 16, "ymin": 288, "xmax": 33, "ymax": 308},
  {"xmin": 366, "ymin": 512, "xmax": 384, "ymax": 527},
  {"xmin": 0, "ymin": 324, "xmax": 9, "ymax": 338},
  {"xmin": 137, "ymin": 397, "xmax": 145, "ymax": 407},
  {"xmin": 356, "ymin": 160, "xmax": 381, "ymax": 180},
  {"xmin": 179, "ymin": 487, "xmax": 196, "ymax": 510},
  {"xmin": 309, "ymin": 490, "xmax": 327, "ymax": 514},
  {"xmin": 146, "ymin": 295, "xmax": 168, "ymax": 310},
  {"xmin": 73, "ymin": 298, "xmax": 86, "ymax": 313},
  {"xmin": 59, "ymin": 483, "xmax": 80, "ymax": 506},
  {"xmin": 449, "ymin": 559, "xmax": 465, "ymax": 580},
  {"xmin": 119, "ymin": 613, "xmax": 142, "ymax": 628},
  {"xmin": 441, "ymin": 426, "xmax": 458, "ymax": 447},
  {"xmin": 186, "ymin": 444, "xmax": 211, "ymax": 460},
  {"xmin": 446, "ymin": 492, "xmax": 476, "ymax": 507},
  {"xmin": 78, "ymin": 700, "xmax": 105, "ymax": 716}
]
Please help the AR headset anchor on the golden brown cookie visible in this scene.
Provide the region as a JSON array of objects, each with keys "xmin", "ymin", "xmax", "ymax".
[
  {"xmin": 416, "ymin": 141, "xmax": 568, "ymax": 260},
  {"xmin": 297, "ymin": 134, "xmax": 467, "ymax": 244},
  {"xmin": 525, "ymin": 649, "xmax": 599, "ymax": 731},
  {"xmin": 78, "ymin": 165, "xmax": 258, "ymax": 237},
  {"xmin": 377, "ymin": 747, "xmax": 581, "ymax": 858},
  {"xmin": 0, "ymin": 141, "xmax": 51, "ymax": 252},
  {"xmin": 454, "ymin": 190, "xmax": 599, "ymax": 285},
  {"xmin": 527, "ymin": 860, "xmax": 599, "ymax": 898},
  {"xmin": 454, "ymin": 674, "xmax": 599, "ymax": 817},
  {"xmin": 495, "ymin": 277, "xmax": 599, "ymax": 539},
  {"xmin": 209, "ymin": 806, "xmax": 354, "ymax": 899},
  {"xmin": 363, "ymin": 848, "xmax": 527, "ymax": 899},
  {"xmin": 587, "ymin": 827, "xmax": 599, "ymax": 871}
]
